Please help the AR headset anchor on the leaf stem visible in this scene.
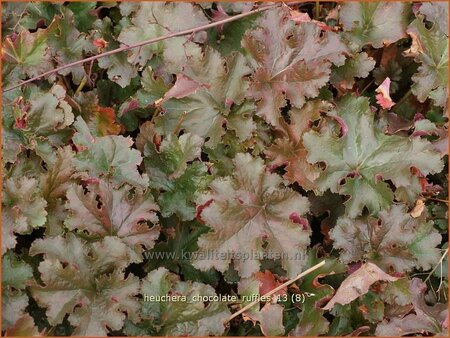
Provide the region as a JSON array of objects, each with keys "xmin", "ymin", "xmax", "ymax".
[
  {"xmin": 3, "ymin": 3, "xmax": 280, "ymax": 93},
  {"xmin": 225, "ymin": 260, "xmax": 326, "ymax": 323}
]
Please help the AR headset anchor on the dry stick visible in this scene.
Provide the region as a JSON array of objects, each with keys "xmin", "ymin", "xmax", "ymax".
[
  {"xmin": 424, "ymin": 248, "xmax": 448, "ymax": 283},
  {"xmin": 426, "ymin": 197, "xmax": 449, "ymax": 204},
  {"xmin": 3, "ymin": 3, "xmax": 281, "ymax": 93},
  {"xmin": 226, "ymin": 260, "xmax": 326, "ymax": 323}
]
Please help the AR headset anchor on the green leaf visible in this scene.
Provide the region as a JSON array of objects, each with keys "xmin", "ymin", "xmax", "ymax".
[
  {"xmin": 2, "ymin": 84, "xmax": 74, "ymax": 165},
  {"xmin": 72, "ymin": 116, "xmax": 149, "ymax": 188},
  {"xmin": 93, "ymin": 17, "xmax": 137, "ymax": 87},
  {"xmin": 2, "ymin": 252, "xmax": 33, "ymax": 290},
  {"xmin": 331, "ymin": 204, "xmax": 442, "ymax": 272},
  {"xmin": 193, "ymin": 153, "xmax": 311, "ymax": 278},
  {"xmin": 66, "ymin": 2, "xmax": 97, "ymax": 32},
  {"xmin": 126, "ymin": 267, "xmax": 230, "ymax": 336},
  {"xmin": 2, "ymin": 29, "xmax": 53, "ymax": 86},
  {"xmin": 26, "ymin": 84, "xmax": 74, "ymax": 134},
  {"xmin": 14, "ymin": 2, "xmax": 60, "ymax": 31},
  {"xmin": 29, "ymin": 234, "xmax": 141, "ymax": 335},
  {"xmin": 290, "ymin": 249, "xmax": 346, "ymax": 336},
  {"xmin": 2, "ymin": 177, "xmax": 47, "ymax": 254},
  {"xmin": 381, "ymin": 278, "xmax": 413, "ymax": 306},
  {"xmin": 207, "ymin": 12, "xmax": 259, "ymax": 56},
  {"xmin": 2, "ymin": 3, "xmax": 28, "ymax": 35},
  {"xmin": 9, "ymin": 84, "xmax": 74, "ymax": 140},
  {"xmin": 139, "ymin": 122, "xmax": 211, "ymax": 220},
  {"xmin": 117, "ymin": 2, "xmax": 208, "ymax": 70},
  {"xmin": 156, "ymin": 49, "xmax": 254, "ymax": 146},
  {"xmin": 145, "ymin": 220, "xmax": 218, "ymax": 285},
  {"xmin": 303, "ymin": 95, "xmax": 443, "ymax": 217},
  {"xmin": 359, "ymin": 291, "xmax": 385, "ymax": 323},
  {"xmin": 128, "ymin": 66, "xmax": 170, "ymax": 109},
  {"xmin": 46, "ymin": 7, "xmax": 91, "ymax": 84},
  {"xmin": 406, "ymin": 15, "xmax": 448, "ymax": 107},
  {"xmin": 330, "ymin": 52, "xmax": 376, "ymax": 90},
  {"xmin": 339, "ymin": 2, "xmax": 410, "ymax": 51}
]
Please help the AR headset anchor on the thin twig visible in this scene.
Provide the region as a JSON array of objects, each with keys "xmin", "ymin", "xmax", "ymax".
[
  {"xmin": 425, "ymin": 197, "xmax": 449, "ymax": 204},
  {"xmin": 226, "ymin": 260, "xmax": 326, "ymax": 323},
  {"xmin": 424, "ymin": 248, "xmax": 448, "ymax": 283},
  {"xmin": 3, "ymin": 3, "xmax": 280, "ymax": 93}
]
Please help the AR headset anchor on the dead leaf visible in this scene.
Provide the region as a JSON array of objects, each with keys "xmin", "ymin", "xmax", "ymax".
[
  {"xmin": 254, "ymin": 270, "xmax": 287, "ymax": 297},
  {"xmin": 162, "ymin": 74, "xmax": 203, "ymax": 102},
  {"xmin": 323, "ymin": 262, "xmax": 399, "ymax": 310},
  {"xmin": 410, "ymin": 198, "xmax": 425, "ymax": 218},
  {"xmin": 376, "ymin": 77, "xmax": 395, "ymax": 109}
]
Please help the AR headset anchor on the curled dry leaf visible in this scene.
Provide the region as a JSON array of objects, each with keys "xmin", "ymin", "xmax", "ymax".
[
  {"xmin": 376, "ymin": 77, "xmax": 395, "ymax": 109},
  {"xmin": 323, "ymin": 262, "xmax": 399, "ymax": 311}
]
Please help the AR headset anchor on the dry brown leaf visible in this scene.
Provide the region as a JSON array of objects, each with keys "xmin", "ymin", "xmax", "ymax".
[
  {"xmin": 323, "ymin": 262, "xmax": 399, "ymax": 310},
  {"xmin": 410, "ymin": 198, "xmax": 425, "ymax": 218}
]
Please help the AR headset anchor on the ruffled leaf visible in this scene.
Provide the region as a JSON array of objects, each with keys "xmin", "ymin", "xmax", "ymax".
[
  {"xmin": 72, "ymin": 116, "xmax": 149, "ymax": 188},
  {"xmin": 2, "ymin": 177, "xmax": 47, "ymax": 254},
  {"xmin": 65, "ymin": 179, "xmax": 159, "ymax": 262},
  {"xmin": 266, "ymin": 100, "xmax": 333, "ymax": 190},
  {"xmin": 29, "ymin": 234, "xmax": 140, "ymax": 336},
  {"xmin": 156, "ymin": 50, "xmax": 254, "ymax": 146},
  {"xmin": 406, "ymin": 11, "xmax": 449, "ymax": 107},
  {"xmin": 331, "ymin": 204, "xmax": 442, "ymax": 272},
  {"xmin": 339, "ymin": 2, "xmax": 410, "ymax": 51},
  {"xmin": 139, "ymin": 122, "xmax": 211, "ymax": 220},
  {"xmin": 376, "ymin": 278, "xmax": 448, "ymax": 336},
  {"xmin": 330, "ymin": 52, "xmax": 376, "ymax": 90},
  {"xmin": 117, "ymin": 2, "xmax": 208, "ymax": 71},
  {"xmin": 243, "ymin": 6, "xmax": 347, "ymax": 126},
  {"xmin": 303, "ymin": 95, "xmax": 443, "ymax": 217},
  {"xmin": 193, "ymin": 153, "xmax": 310, "ymax": 278},
  {"xmin": 125, "ymin": 267, "xmax": 230, "ymax": 336}
]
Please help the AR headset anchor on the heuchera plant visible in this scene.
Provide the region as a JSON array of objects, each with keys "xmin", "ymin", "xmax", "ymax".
[{"xmin": 1, "ymin": 1, "xmax": 448, "ymax": 336}]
